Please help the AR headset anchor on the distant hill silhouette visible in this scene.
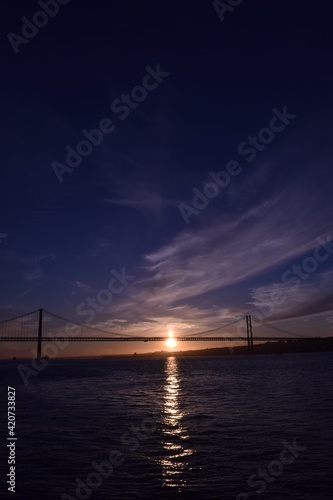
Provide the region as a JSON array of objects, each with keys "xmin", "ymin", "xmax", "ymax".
[{"xmin": 130, "ymin": 337, "xmax": 333, "ymax": 357}]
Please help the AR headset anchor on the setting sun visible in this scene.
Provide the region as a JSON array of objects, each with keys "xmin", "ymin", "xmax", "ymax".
[
  {"xmin": 166, "ymin": 329, "xmax": 177, "ymax": 348},
  {"xmin": 166, "ymin": 337, "xmax": 177, "ymax": 348}
]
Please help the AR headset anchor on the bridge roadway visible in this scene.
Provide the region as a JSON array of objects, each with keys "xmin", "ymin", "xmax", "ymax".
[{"xmin": 0, "ymin": 336, "xmax": 316, "ymax": 342}]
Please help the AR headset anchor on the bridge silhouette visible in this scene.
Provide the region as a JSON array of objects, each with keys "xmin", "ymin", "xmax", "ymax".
[{"xmin": 0, "ymin": 308, "xmax": 323, "ymax": 358}]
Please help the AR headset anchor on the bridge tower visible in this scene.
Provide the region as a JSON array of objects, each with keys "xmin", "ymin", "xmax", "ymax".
[
  {"xmin": 37, "ymin": 308, "xmax": 43, "ymax": 358},
  {"xmin": 246, "ymin": 315, "xmax": 254, "ymax": 354}
]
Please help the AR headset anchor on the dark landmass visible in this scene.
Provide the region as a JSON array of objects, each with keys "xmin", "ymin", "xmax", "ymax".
[
  {"xmin": 108, "ymin": 337, "xmax": 333, "ymax": 358},
  {"xmin": 3, "ymin": 338, "xmax": 332, "ymax": 360}
]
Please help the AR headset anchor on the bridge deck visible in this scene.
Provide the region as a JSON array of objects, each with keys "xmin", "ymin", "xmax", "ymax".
[{"xmin": 0, "ymin": 336, "xmax": 319, "ymax": 342}]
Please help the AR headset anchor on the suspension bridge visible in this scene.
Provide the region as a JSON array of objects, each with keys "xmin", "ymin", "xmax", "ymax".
[{"xmin": 0, "ymin": 308, "xmax": 324, "ymax": 358}]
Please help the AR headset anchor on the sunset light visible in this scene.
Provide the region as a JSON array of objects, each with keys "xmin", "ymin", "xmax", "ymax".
[
  {"xmin": 166, "ymin": 329, "xmax": 177, "ymax": 348},
  {"xmin": 1, "ymin": 2, "xmax": 332, "ymax": 498}
]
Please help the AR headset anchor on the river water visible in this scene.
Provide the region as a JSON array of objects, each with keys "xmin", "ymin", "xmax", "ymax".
[{"xmin": 0, "ymin": 353, "xmax": 332, "ymax": 499}]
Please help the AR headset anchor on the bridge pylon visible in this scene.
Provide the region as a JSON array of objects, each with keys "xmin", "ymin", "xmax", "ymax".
[
  {"xmin": 246, "ymin": 315, "xmax": 254, "ymax": 354},
  {"xmin": 37, "ymin": 308, "xmax": 43, "ymax": 358}
]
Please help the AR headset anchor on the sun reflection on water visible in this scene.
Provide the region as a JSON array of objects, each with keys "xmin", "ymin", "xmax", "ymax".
[{"xmin": 160, "ymin": 356, "xmax": 194, "ymax": 490}]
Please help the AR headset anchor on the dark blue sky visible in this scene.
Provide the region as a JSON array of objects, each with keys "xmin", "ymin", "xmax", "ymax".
[{"xmin": 1, "ymin": 0, "xmax": 333, "ymax": 354}]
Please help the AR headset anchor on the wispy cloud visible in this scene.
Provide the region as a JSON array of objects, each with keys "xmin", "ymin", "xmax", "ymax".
[
  {"xmin": 24, "ymin": 254, "xmax": 56, "ymax": 281},
  {"xmin": 64, "ymin": 280, "xmax": 92, "ymax": 297},
  {"xmin": 104, "ymin": 191, "xmax": 167, "ymax": 216},
  {"xmin": 249, "ymin": 269, "xmax": 333, "ymax": 322},
  {"xmin": 101, "ymin": 156, "xmax": 333, "ymax": 333},
  {"xmin": 1, "ymin": 252, "xmax": 56, "ymax": 282},
  {"xmin": 103, "ymin": 179, "xmax": 173, "ymax": 222},
  {"xmin": 142, "ymin": 211, "xmax": 328, "ymax": 306}
]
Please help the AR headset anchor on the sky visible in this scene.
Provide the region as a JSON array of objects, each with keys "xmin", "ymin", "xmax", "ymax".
[{"xmin": 1, "ymin": 0, "xmax": 333, "ymax": 357}]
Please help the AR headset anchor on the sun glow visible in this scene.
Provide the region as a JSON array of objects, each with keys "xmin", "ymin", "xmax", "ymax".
[
  {"xmin": 166, "ymin": 329, "xmax": 177, "ymax": 348},
  {"xmin": 166, "ymin": 337, "xmax": 177, "ymax": 348}
]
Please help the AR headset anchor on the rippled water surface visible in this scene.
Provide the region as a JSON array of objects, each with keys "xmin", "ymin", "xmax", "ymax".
[{"xmin": 1, "ymin": 353, "xmax": 333, "ymax": 499}]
